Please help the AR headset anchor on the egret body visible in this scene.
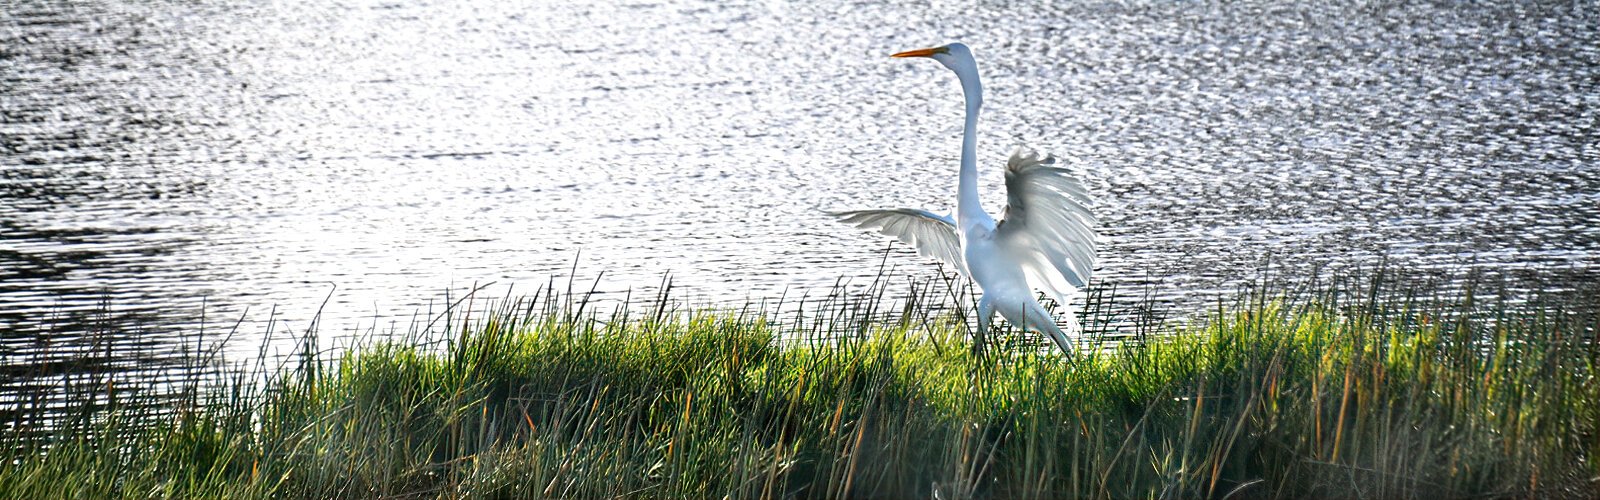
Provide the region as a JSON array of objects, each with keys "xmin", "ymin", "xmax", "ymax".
[{"xmin": 833, "ymin": 43, "xmax": 1098, "ymax": 355}]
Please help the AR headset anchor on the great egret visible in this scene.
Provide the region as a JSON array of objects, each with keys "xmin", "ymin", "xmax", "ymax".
[{"xmin": 832, "ymin": 43, "xmax": 1097, "ymax": 355}]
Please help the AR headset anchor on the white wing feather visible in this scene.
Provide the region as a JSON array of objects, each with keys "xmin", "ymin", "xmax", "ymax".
[
  {"xmin": 995, "ymin": 148, "xmax": 1098, "ymax": 305},
  {"xmin": 830, "ymin": 209, "xmax": 966, "ymax": 274}
]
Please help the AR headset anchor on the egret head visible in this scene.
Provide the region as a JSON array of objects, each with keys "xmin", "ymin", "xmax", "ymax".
[
  {"xmin": 892, "ymin": 42, "xmax": 982, "ymax": 106},
  {"xmin": 891, "ymin": 43, "xmax": 976, "ymax": 75}
]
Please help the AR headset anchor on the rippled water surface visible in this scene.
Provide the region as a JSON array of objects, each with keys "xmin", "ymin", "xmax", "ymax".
[{"xmin": 4, "ymin": 0, "xmax": 1597, "ymax": 370}]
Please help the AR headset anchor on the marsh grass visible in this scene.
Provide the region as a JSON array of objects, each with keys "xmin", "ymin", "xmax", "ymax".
[{"xmin": 1, "ymin": 271, "xmax": 1596, "ymax": 499}]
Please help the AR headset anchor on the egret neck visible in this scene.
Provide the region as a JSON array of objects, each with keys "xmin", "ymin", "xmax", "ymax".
[{"xmin": 952, "ymin": 62, "xmax": 990, "ymax": 231}]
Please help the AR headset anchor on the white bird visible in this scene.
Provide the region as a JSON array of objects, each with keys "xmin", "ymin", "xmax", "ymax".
[{"xmin": 832, "ymin": 43, "xmax": 1097, "ymax": 356}]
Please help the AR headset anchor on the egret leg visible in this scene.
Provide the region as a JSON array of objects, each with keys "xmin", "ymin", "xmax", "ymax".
[{"xmin": 975, "ymin": 296, "xmax": 996, "ymax": 357}]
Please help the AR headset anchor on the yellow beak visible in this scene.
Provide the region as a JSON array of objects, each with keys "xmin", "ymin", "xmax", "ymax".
[{"xmin": 891, "ymin": 46, "xmax": 947, "ymax": 58}]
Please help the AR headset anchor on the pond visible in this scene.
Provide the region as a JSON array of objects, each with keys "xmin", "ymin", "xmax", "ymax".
[{"xmin": 3, "ymin": 0, "xmax": 1596, "ymax": 381}]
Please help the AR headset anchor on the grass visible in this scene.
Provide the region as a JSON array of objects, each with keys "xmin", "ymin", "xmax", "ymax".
[{"xmin": 1, "ymin": 272, "xmax": 1596, "ymax": 499}]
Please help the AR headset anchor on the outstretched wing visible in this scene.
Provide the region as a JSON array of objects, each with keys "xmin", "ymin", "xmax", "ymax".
[
  {"xmin": 830, "ymin": 209, "xmax": 966, "ymax": 274},
  {"xmin": 995, "ymin": 147, "xmax": 1098, "ymax": 304}
]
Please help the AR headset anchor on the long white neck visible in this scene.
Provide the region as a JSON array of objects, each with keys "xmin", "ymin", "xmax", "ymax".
[{"xmin": 953, "ymin": 65, "xmax": 990, "ymax": 228}]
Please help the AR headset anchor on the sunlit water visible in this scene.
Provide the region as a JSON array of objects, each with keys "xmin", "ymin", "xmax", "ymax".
[{"xmin": 3, "ymin": 0, "xmax": 1597, "ymax": 386}]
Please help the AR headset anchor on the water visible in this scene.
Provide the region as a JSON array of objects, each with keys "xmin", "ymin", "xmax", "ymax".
[{"xmin": 3, "ymin": 0, "xmax": 1597, "ymax": 376}]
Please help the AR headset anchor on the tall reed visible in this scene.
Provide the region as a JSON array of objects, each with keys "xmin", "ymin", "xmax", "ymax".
[{"xmin": 2, "ymin": 271, "xmax": 1595, "ymax": 499}]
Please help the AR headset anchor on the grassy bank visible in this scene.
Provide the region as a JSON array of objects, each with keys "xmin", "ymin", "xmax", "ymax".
[{"xmin": 2, "ymin": 276, "xmax": 1596, "ymax": 499}]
